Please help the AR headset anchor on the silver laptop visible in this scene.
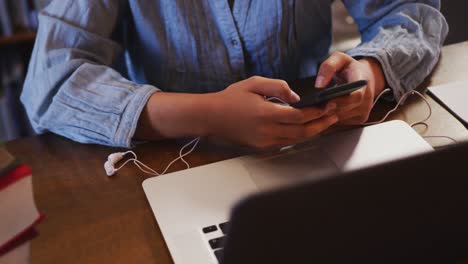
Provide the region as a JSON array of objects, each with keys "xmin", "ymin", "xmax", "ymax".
[
  {"xmin": 428, "ymin": 81, "xmax": 468, "ymax": 126},
  {"xmin": 142, "ymin": 120, "xmax": 433, "ymax": 264}
]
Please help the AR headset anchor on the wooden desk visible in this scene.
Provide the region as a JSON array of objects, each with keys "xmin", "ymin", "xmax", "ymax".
[{"xmin": 6, "ymin": 42, "xmax": 468, "ymax": 263}]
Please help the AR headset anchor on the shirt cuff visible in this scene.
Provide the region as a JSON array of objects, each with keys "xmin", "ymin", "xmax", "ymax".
[
  {"xmin": 347, "ymin": 47, "xmax": 405, "ymax": 102},
  {"xmin": 114, "ymin": 84, "xmax": 159, "ymax": 148}
]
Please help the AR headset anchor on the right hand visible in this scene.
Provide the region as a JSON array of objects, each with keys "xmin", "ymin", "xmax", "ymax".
[{"xmin": 207, "ymin": 76, "xmax": 339, "ymax": 149}]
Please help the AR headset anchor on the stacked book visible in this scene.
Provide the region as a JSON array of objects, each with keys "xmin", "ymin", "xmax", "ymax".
[
  {"xmin": 0, "ymin": 0, "xmax": 51, "ymax": 37},
  {"xmin": 0, "ymin": 145, "xmax": 43, "ymax": 262}
]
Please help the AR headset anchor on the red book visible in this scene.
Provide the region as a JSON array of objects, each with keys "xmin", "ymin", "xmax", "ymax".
[
  {"xmin": 0, "ymin": 164, "xmax": 44, "ymax": 256},
  {"xmin": 0, "ymin": 228, "xmax": 37, "ymax": 256}
]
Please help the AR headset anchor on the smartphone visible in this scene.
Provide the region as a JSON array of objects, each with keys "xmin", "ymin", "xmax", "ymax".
[{"xmin": 288, "ymin": 77, "xmax": 368, "ymax": 109}]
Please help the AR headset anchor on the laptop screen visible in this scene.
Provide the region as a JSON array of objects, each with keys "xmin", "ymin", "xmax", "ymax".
[{"xmin": 222, "ymin": 142, "xmax": 468, "ymax": 263}]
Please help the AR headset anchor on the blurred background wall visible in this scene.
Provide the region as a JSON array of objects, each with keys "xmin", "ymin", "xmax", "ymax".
[
  {"xmin": 0, "ymin": 0, "xmax": 466, "ymax": 142},
  {"xmin": 441, "ymin": 1, "xmax": 468, "ymax": 45},
  {"xmin": 0, "ymin": 0, "xmax": 49, "ymax": 142}
]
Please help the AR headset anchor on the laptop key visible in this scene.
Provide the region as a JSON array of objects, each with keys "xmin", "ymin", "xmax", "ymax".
[
  {"xmin": 214, "ymin": 249, "xmax": 224, "ymax": 262},
  {"xmin": 209, "ymin": 236, "xmax": 225, "ymax": 249},
  {"xmin": 219, "ymin": 222, "xmax": 230, "ymax": 234},
  {"xmin": 202, "ymin": 225, "xmax": 218, "ymax": 234}
]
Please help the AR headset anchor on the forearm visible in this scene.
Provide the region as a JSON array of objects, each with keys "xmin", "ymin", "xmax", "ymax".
[
  {"xmin": 22, "ymin": 61, "xmax": 158, "ymax": 147},
  {"xmin": 21, "ymin": 1, "xmax": 161, "ymax": 147},
  {"xmin": 135, "ymin": 92, "xmax": 215, "ymax": 140}
]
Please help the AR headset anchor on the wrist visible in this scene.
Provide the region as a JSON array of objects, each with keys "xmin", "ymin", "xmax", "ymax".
[
  {"xmin": 135, "ymin": 92, "xmax": 215, "ymax": 140},
  {"xmin": 195, "ymin": 92, "xmax": 220, "ymax": 138},
  {"xmin": 360, "ymin": 57, "xmax": 386, "ymax": 96}
]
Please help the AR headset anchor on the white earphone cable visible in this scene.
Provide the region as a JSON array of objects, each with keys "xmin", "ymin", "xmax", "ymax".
[
  {"xmin": 364, "ymin": 89, "xmax": 410, "ymax": 126},
  {"xmin": 105, "ymin": 87, "xmax": 458, "ymax": 177},
  {"xmin": 365, "ymin": 88, "xmax": 457, "ymax": 143},
  {"xmin": 113, "ymin": 151, "xmax": 139, "ymax": 172},
  {"xmin": 268, "ymin": 89, "xmax": 457, "ymax": 144},
  {"xmin": 423, "ymin": 136, "xmax": 458, "ymax": 144},
  {"xmin": 107, "ymin": 137, "xmax": 201, "ymax": 177},
  {"xmin": 408, "ymin": 91, "xmax": 432, "ymax": 127},
  {"xmin": 265, "ymin": 96, "xmax": 289, "ymax": 105}
]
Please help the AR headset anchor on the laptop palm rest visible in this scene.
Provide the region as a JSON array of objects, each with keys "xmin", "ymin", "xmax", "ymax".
[{"xmin": 244, "ymin": 145, "xmax": 338, "ymax": 191}]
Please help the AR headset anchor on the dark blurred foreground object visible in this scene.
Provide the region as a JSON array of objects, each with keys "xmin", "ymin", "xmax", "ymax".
[
  {"xmin": 222, "ymin": 142, "xmax": 468, "ymax": 264},
  {"xmin": 441, "ymin": 1, "xmax": 468, "ymax": 45}
]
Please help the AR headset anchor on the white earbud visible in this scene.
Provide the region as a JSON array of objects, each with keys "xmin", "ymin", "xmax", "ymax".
[
  {"xmin": 104, "ymin": 152, "xmax": 126, "ymax": 176},
  {"xmin": 104, "ymin": 161, "xmax": 116, "ymax": 176},
  {"xmin": 107, "ymin": 152, "xmax": 125, "ymax": 164}
]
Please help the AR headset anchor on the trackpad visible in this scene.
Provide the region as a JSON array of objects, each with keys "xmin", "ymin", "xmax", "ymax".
[{"xmin": 243, "ymin": 146, "xmax": 339, "ymax": 191}]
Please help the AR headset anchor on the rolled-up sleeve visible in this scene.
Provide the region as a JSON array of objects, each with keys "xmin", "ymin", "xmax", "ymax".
[
  {"xmin": 21, "ymin": 0, "xmax": 158, "ymax": 147},
  {"xmin": 343, "ymin": 0, "xmax": 448, "ymax": 100}
]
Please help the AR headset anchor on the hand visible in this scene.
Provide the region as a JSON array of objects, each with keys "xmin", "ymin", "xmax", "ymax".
[
  {"xmin": 207, "ymin": 76, "xmax": 339, "ymax": 148},
  {"xmin": 136, "ymin": 76, "xmax": 339, "ymax": 149},
  {"xmin": 315, "ymin": 52, "xmax": 386, "ymax": 125}
]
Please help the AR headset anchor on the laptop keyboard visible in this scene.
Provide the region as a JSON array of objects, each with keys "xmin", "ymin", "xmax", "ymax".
[
  {"xmin": 202, "ymin": 225, "xmax": 218, "ymax": 233},
  {"xmin": 202, "ymin": 222, "xmax": 230, "ymax": 262}
]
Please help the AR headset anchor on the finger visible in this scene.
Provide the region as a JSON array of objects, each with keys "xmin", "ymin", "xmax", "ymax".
[
  {"xmin": 338, "ymin": 104, "xmax": 372, "ymax": 124},
  {"xmin": 303, "ymin": 115, "xmax": 340, "ymax": 137},
  {"xmin": 326, "ymin": 60, "xmax": 368, "ymax": 111},
  {"xmin": 315, "ymin": 52, "xmax": 354, "ymax": 88},
  {"xmin": 329, "ymin": 89, "xmax": 366, "ymax": 113},
  {"xmin": 337, "ymin": 109, "xmax": 362, "ymax": 123},
  {"xmin": 267, "ymin": 101, "xmax": 337, "ymax": 124},
  {"xmin": 246, "ymin": 76, "xmax": 300, "ymax": 103},
  {"xmin": 275, "ymin": 115, "xmax": 339, "ymax": 141},
  {"xmin": 340, "ymin": 115, "xmax": 370, "ymax": 125},
  {"xmin": 271, "ymin": 123, "xmax": 306, "ymax": 141}
]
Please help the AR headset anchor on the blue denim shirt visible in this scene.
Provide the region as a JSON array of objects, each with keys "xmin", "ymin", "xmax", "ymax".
[{"xmin": 21, "ymin": 0, "xmax": 448, "ymax": 147}]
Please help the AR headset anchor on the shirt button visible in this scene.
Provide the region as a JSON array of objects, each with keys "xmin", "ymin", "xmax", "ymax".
[{"xmin": 231, "ymin": 39, "xmax": 239, "ymax": 46}]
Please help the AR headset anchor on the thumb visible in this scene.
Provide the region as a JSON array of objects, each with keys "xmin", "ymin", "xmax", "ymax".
[
  {"xmin": 246, "ymin": 76, "xmax": 300, "ymax": 103},
  {"xmin": 316, "ymin": 52, "xmax": 354, "ymax": 88}
]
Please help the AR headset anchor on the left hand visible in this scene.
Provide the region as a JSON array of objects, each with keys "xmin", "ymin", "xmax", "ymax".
[{"xmin": 315, "ymin": 52, "xmax": 386, "ymax": 125}]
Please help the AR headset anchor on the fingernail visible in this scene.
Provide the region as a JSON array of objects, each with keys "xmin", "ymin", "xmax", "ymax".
[
  {"xmin": 315, "ymin": 76, "xmax": 326, "ymax": 88},
  {"xmin": 291, "ymin": 91, "xmax": 301, "ymax": 102}
]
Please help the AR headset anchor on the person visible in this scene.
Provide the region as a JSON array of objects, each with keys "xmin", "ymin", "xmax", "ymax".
[{"xmin": 21, "ymin": 1, "xmax": 448, "ymax": 148}]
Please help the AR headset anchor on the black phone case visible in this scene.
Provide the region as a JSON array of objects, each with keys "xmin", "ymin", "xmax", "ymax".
[{"xmin": 288, "ymin": 77, "xmax": 368, "ymax": 108}]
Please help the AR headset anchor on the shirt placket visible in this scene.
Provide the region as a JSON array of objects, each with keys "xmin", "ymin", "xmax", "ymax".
[{"xmin": 208, "ymin": 0, "xmax": 247, "ymax": 79}]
